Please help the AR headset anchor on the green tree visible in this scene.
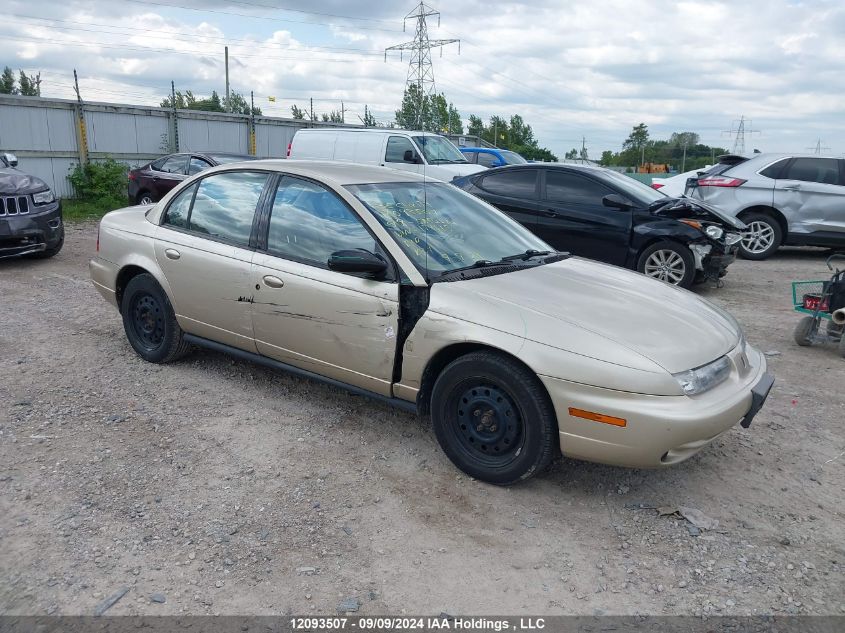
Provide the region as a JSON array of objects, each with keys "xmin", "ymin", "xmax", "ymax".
[
  {"xmin": 508, "ymin": 115, "xmax": 535, "ymax": 147},
  {"xmin": 228, "ymin": 91, "xmax": 261, "ymax": 116},
  {"xmin": 467, "ymin": 114, "xmax": 484, "ymax": 137},
  {"xmin": 18, "ymin": 70, "xmax": 39, "ymax": 96},
  {"xmin": 320, "ymin": 110, "xmax": 344, "ymax": 123},
  {"xmin": 447, "ymin": 103, "xmax": 463, "ymax": 134},
  {"xmin": 1, "ymin": 66, "xmax": 17, "ymax": 94},
  {"xmin": 600, "ymin": 150, "xmax": 614, "ymax": 166},
  {"xmin": 290, "ymin": 105, "xmax": 307, "ymax": 120},
  {"xmin": 395, "ymin": 84, "xmax": 431, "ymax": 130},
  {"xmin": 565, "ymin": 148, "xmax": 578, "ymax": 160}
]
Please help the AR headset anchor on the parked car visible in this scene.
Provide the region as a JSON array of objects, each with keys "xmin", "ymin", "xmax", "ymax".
[
  {"xmin": 453, "ymin": 164, "xmax": 745, "ymax": 288},
  {"xmin": 128, "ymin": 152, "xmax": 257, "ymax": 204},
  {"xmin": 287, "ymin": 128, "xmax": 486, "ymax": 181},
  {"xmin": 460, "ymin": 147, "xmax": 528, "ymax": 168},
  {"xmin": 0, "ymin": 152, "xmax": 63, "ymax": 259},
  {"xmin": 686, "ymin": 153, "xmax": 845, "ymax": 260},
  {"xmin": 651, "ymin": 166, "xmax": 712, "ymax": 197},
  {"xmin": 91, "ymin": 160, "xmax": 773, "ymax": 485}
]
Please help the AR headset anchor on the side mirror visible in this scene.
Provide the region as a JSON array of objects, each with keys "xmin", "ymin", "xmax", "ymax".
[
  {"xmin": 491, "ymin": 160, "xmax": 504, "ymax": 167},
  {"xmin": 2, "ymin": 152, "xmax": 18, "ymax": 167},
  {"xmin": 328, "ymin": 249, "xmax": 388, "ymax": 278},
  {"xmin": 602, "ymin": 193, "xmax": 632, "ymax": 210},
  {"xmin": 403, "ymin": 149, "xmax": 422, "ymax": 164}
]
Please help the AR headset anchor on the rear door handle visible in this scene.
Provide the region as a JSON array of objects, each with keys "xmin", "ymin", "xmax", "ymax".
[
  {"xmin": 164, "ymin": 248, "xmax": 180, "ymax": 260},
  {"xmin": 543, "ymin": 209, "xmax": 558, "ymax": 217},
  {"xmin": 262, "ymin": 275, "xmax": 284, "ymax": 289}
]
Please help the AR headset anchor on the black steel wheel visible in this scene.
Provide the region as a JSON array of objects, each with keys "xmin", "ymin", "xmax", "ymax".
[
  {"xmin": 121, "ymin": 273, "xmax": 191, "ymax": 363},
  {"xmin": 431, "ymin": 351, "xmax": 558, "ymax": 485}
]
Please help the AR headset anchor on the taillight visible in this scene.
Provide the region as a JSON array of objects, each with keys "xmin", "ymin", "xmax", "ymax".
[
  {"xmin": 128, "ymin": 172, "xmax": 136, "ymax": 181},
  {"xmin": 696, "ymin": 176, "xmax": 746, "ymax": 188},
  {"xmin": 286, "ymin": 142, "xmax": 292, "ymax": 158},
  {"xmin": 651, "ymin": 183, "xmax": 664, "ymax": 189}
]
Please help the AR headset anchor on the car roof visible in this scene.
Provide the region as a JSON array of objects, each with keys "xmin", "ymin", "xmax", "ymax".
[
  {"xmin": 460, "ymin": 147, "xmax": 500, "ymax": 153},
  {"xmin": 484, "ymin": 162, "xmax": 606, "ymax": 174},
  {"xmin": 219, "ymin": 159, "xmax": 436, "ymax": 185},
  {"xmin": 295, "ymin": 127, "xmax": 441, "ymax": 136}
]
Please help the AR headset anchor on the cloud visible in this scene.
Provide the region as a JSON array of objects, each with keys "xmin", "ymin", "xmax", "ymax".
[{"xmin": 2, "ymin": 0, "xmax": 844, "ymax": 157}]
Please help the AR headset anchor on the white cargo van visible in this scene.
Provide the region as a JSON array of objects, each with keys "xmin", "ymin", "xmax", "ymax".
[{"xmin": 287, "ymin": 129, "xmax": 486, "ymax": 181}]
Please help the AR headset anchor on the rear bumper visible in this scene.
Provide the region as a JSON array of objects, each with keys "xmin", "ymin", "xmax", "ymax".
[
  {"xmin": 0, "ymin": 202, "xmax": 63, "ymax": 258},
  {"xmin": 540, "ymin": 344, "xmax": 771, "ymax": 468},
  {"xmin": 89, "ymin": 256, "xmax": 120, "ymax": 308}
]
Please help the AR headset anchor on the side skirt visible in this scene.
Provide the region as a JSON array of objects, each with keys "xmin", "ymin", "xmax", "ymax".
[{"xmin": 183, "ymin": 333, "xmax": 419, "ymax": 415}]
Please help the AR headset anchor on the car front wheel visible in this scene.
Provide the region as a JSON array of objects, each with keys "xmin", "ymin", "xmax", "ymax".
[
  {"xmin": 430, "ymin": 351, "xmax": 558, "ymax": 485},
  {"xmin": 121, "ymin": 273, "xmax": 191, "ymax": 363},
  {"xmin": 739, "ymin": 212, "xmax": 782, "ymax": 260},
  {"xmin": 637, "ymin": 241, "xmax": 695, "ymax": 288}
]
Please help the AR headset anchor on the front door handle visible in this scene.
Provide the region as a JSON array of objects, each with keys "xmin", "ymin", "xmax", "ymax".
[
  {"xmin": 782, "ymin": 183, "xmax": 801, "ymax": 191},
  {"xmin": 262, "ymin": 275, "xmax": 284, "ymax": 289},
  {"xmin": 543, "ymin": 209, "xmax": 558, "ymax": 217},
  {"xmin": 164, "ymin": 248, "xmax": 180, "ymax": 260}
]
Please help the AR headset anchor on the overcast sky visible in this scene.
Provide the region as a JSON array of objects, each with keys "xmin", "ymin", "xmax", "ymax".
[{"xmin": 2, "ymin": 0, "xmax": 844, "ymax": 159}]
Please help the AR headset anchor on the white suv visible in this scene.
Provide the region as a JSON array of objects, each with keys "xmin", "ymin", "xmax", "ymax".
[{"xmin": 687, "ymin": 153, "xmax": 845, "ymax": 259}]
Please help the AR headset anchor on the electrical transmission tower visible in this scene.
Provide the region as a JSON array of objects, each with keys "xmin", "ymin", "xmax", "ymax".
[
  {"xmin": 722, "ymin": 115, "xmax": 759, "ymax": 155},
  {"xmin": 806, "ymin": 138, "xmax": 831, "ymax": 155},
  {"xmin": 385, "ymin": 2, "xmax": 460, "ymax": 130}
]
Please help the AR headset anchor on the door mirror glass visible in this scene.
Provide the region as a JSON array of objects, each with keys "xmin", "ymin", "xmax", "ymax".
[
  {"xmin": 403, "ymin": 149, "xmax": 421, "ymax": 164},
  {"xmin": 2, "ymin": 152, "xmax": 18, "ymax": 167},
  {"xmin": 602, "ymin": 193, "xmax": 632, "ymax": 210},
  {"xmin": 328, "ymin": 249, "xmax": 388, "ymax": 277}
]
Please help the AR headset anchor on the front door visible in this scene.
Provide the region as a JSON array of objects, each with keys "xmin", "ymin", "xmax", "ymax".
[
  {"xmin": 154, "ymin": 170, "xmax": 270, "ymax": 351},
  {"xmin": 537, "ymin": 169, "xmax": 631, "ymax": 266},
  {"xmin": 383, "ymin": 135, "xmax": 422, "ymax": 176},
  {"xmin": 251, "ymin": 175, "xmax": 399, "ymax": 395},
  {"xmin": 774, "ymin": 157, "xmax": 845, "ymax": 237}
]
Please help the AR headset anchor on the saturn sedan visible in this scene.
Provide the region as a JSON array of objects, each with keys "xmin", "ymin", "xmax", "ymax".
[{"xmin": 90, "ymin": 161, "xmax": 774, "ymax": 485}]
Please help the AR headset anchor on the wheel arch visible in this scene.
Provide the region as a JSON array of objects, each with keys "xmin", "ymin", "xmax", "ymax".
[
  {"xmin": 737, "ymin": 205, "xmax": 788, "ymax": 236},
  {"xmin": 114, "ymin": 260, "xmax": 175, "ymax": 310}
]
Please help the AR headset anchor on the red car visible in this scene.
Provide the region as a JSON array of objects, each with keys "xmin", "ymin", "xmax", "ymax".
[{"xmin": 127, "ymin": 152, "xmax": 256, "ymax": 204}]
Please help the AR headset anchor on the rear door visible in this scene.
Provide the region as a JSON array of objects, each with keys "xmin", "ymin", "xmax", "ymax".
[
  {"xmin": 154, "ymin": 170, "xmax": 270, "ymax": 351},
  {"xmin": 472, "ymin": 168, "xmax": 540, "ymax": 230},
  {"xmin": 774, "ymin": 157, "xmax": 845, "ymax": 236},
  {"xmin": 537, "ymin": 169, "xmax": 631, "ymax": 265},
  {"xmin": 250, "ymin": 175, "xmax": 399, "ymax": 395}
]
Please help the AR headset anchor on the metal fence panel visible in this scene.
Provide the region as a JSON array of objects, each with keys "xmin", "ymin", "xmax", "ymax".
[{"xmin": 178, "ymin": 117, "xmax": 249, "ymax": 154}]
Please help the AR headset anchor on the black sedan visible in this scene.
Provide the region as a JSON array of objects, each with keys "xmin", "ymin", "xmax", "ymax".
[
  {"xmin": 128, "ymin": 152, "xmax": 256, "ymax": 205},
  {"xmin": 453, "ymin": 164, "xmax": 746, "ymax": 288}
]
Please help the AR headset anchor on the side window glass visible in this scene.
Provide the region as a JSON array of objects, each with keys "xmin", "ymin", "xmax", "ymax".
[
  {"xmin": 188, "ymin": 157, "xmax": 212, "ymax": 175},
  {"xmin": 782, "ymin": 158, "xmax": 840, "ymax": 185},
  {"xmin": 479, "ymin": 170, "xmax": 538, "ymax": 199},
  {"xmin": 385, "ymin": 136, "xmax": 416, "ymax": 163},
  {"xmin": 150, "ymin": 158, "xmax": 166, "ymax": 171},
  {"xmin": 464, "ymin": 152, "xmax": 477, "ymax": 164},
  {"xmin": 267, "ymin": 177, "xmax": 379, "ymax": 269},
  {"xmin": 759, "ymin": 158, "xmax": 789, "ymax": 180},
  {"xmin": 160, "ymin": 155, "xmax": 187, "ymax": 174},
  {"xmin": 188, "ymin": 171, "xmax": 268, "ymax": 246},
  {"xmin": 162, "ymin": 183, "xmax": 195, "ymax": 229},
  {"xmin": 477, "ymin": 153, "xmax": 497, "ymax": 167},
  {"xmin": 545, "ymin": 171, "xmax": 613, "ymax": 205}
]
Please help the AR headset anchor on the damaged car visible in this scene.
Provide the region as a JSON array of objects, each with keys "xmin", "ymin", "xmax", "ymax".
[
  {"xmin": 90, "ymin": 161, "xmax": 774, "ymax": 485},
  {"xmin": 453, "ymin": 163, "xmax": 745, "ymax": 288},
  {"xmin": 0, "ymin": 152, "xmax": 63, "ymax": 259}
]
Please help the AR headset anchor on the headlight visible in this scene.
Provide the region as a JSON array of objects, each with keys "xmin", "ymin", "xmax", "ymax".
[
  {"xmin": 705, "ymin": 225, "xmax": 724, "ymax": 240},
  {"xmin": 32, "ymin": 190, "xmax": 55, "ymax": 205},
  {"xmin": 672, "ymin": 356, "xmax": 731, "ymax": 396}
]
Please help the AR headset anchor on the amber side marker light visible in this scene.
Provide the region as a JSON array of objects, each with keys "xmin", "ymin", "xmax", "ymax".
[{"xmin": 568, "ymin": 407, "xmax": 627, "ymax": 427}]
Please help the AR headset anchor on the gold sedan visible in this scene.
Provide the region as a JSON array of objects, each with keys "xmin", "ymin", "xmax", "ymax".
[{"xmin": 91, "ymin": 160, "xmax": 774, "ymax": 485}]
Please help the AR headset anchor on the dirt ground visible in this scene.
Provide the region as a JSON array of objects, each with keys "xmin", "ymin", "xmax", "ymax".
[{"xmin": 1, "ymin": 222, "xmax": 843, "ymax": 617}]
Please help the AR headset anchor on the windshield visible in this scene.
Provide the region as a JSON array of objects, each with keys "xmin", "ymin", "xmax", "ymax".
[
  {"xmin": 412, "ymin": 136, "xmax": 468, "ymax": 164},
  {"xmin": 601, "ymin": 169, "xmax": 666, "ymax": 204},
  {"xmin": 500, "ymin": 150, "xmax": 527, "ymax": 165},
  {"xmin": 346, "ymin": 181, "xmax": 550, "ymax": 279}
]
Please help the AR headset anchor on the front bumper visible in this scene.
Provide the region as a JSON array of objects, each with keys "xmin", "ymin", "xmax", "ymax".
[
  {"xmin": 540, "ymin": 343, "xmax": 772, "ymax": 468},
  {"xmin": 0, "ymin": 201, "xmax": 63, "ymax": 258}
]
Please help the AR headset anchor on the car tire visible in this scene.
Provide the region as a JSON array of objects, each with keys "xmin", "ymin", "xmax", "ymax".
[
  {"xmin": 636, "ymin": 241, "xmax": 696, "ymax": 289},
  {"xmin": 738, "ymin": 212, "xmax": 782, "ymax": 260},
  {"xmin": 136, "ymin": 191, "xmax": 155, "ymax": 205},
  {"xmin": 430, "ymin": 351, "xmax": 558, "ymax": 485},
  {"xmin": 793, "ymin": 316, "xmax": 817, "ymax": 347},
  {"xmin": 121, "ymin": 273, "xmax": 191, "ymax": 363},
  {"xmin": 29, "ymin": 227, "xmax": 64, "ymax": 259}
]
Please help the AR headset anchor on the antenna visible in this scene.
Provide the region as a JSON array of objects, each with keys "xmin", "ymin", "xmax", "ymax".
[
  {"xmin": 722, "ymin": 115, "xmax": 760, "ymax": 155},
  {"xmin": 385, "ymin": 2, "xmax": 460, "ymax": 130},
  {"xmin": 806, "ymin": 138, "xmax": 831, "ymax": 155}
]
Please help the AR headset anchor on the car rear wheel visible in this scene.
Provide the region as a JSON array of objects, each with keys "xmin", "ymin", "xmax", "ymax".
[
  {"xmin": 121, "ymin": 273, "xmax": 191, "ymax": 363},
  {"xmin": 739, "ymin": 213, "xmax": 782, "ymax": 260},
  {"xmin": 136, "ymin": 191, "xmax": 155, "ymax": 205},
  {"xmin": 637, "ymin": 241, "xmax": 695, "ymax": 289},
  {"xmin": 430, "ymin": 351, "xmax": 558, "ymax": 485}
]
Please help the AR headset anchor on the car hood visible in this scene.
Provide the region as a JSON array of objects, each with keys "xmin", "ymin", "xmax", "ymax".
[
  {"xmin": 430, "ymin": 258, "xmax": 740, "ymax": 374},
  {"xmin": 0, "ymin": 168, "xmax": 50, "ymax": 195},
  {"xmin": 652, "ymin": 197, "xmax": 746, "ymax": 230}
]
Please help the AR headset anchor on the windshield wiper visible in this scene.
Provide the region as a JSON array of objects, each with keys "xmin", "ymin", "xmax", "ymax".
[
  {"xmin": 499, "ymin": 249, "xmax": 553, "ymax": 262},
  {"xmin": 439, "ymin": 259, "xmax": 509, "ymax": 276},
  {"xmin": 428, "ymin": 158, "xmax": 466, "ymax": 164}
]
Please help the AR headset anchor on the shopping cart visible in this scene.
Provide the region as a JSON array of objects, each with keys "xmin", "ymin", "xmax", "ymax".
[{"xmin": 791, "ymin": 253, "xmax": 845, "ymax": 357}]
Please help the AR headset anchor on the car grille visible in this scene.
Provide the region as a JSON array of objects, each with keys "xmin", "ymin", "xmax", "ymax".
[{"xmin": 0, "ymin": 195, "xmax": 30, "ymax": 216}]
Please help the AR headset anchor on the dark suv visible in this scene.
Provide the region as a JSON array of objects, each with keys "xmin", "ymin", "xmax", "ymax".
[
  {"xmin": 128, "ymin": 152, "xmax": 257, "ymax": 204},
  {"xmin": 454, "ymin": 163, "xmax": 745, "ymax": 288},
  {"xmin": 0, "ymin": 152, "xmax": 64, "ymax": 259}
]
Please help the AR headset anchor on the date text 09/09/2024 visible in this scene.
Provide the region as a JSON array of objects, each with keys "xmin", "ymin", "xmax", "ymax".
[{"xmin": 290, "ymin": 617, "xmax": 546, "ymax": 631}]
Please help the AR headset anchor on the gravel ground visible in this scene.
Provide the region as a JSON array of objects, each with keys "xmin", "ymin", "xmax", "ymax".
[{"xmin": 1, "ymin": 222, "xmax": 843, "ymax": 617}]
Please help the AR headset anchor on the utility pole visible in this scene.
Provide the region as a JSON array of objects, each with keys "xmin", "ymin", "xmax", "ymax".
[
  {"xmin": 310, "ymin": 97, "xmax": 314, "ymax": 127},
  {"xmin": 364, "ymin": 104, "xmax": 368, "ymax": 127},
  {"xmin": 385, "ymin": 2, "xmax": 460, "ymax": 130},
  {"xmin": 249, "ymin": 90, "xmax": 256, "ymax": 156},
  {"xmin": 34, "ymin": 71, "xmax": 42, "ymax": 97},
  {"xmin": 493, "ymin": 119, "xmax": 498, "ymax": 148},
  {"xmin": 340, "ymin": 100, "xmax": 347, "ymax": 125},
  {"xmin": 806, "ymin": 138, "xmax": 830, "ymax": 155},
  {"xmin": 170, "ymin": 80, "xmax": 179, "ymax": 152},
  {"xmin": 681, "ymin": 141, "xmax": 688, "ymax": 172},
  {"xmin": 72, "ymin": 69, "xmax": 89, "ymax": 165},
  {"xmin": 224, "ymin": 46, "xmax": 230, "ymax": 113},
  {"xmin": 580, "ymin": 135, "xmax": 588, "ymax": 162}
]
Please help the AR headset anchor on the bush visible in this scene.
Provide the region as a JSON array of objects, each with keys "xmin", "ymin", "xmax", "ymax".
[{"xmin": 68, "ymin": 158, "xmax": 128, "ymax": 201}]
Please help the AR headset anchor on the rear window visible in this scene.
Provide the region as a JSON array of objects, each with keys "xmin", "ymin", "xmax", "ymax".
[
  {"xmin": 759, "ymin": 158, "xmax": 790, "ymax": 179},
  {"xmin": 781, "ymin": 157, "xmax": 841, "ymax": 185}
]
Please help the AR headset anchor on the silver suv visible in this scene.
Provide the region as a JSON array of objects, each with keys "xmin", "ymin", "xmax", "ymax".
[{"xmin": 687, "ymin": 153, "xmax": 845, "ymax": 259}]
